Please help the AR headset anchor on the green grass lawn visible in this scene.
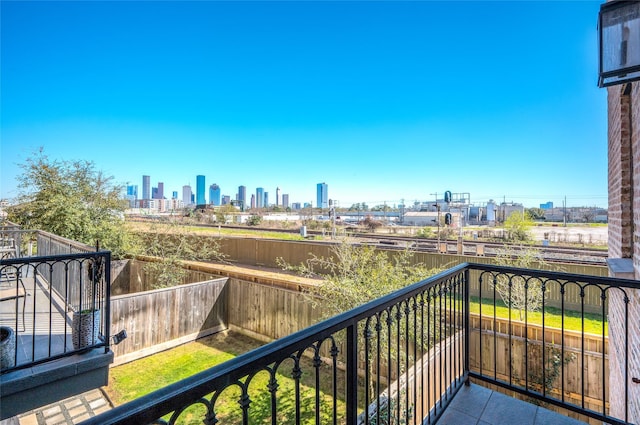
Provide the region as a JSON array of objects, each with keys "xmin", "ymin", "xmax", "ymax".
[
  {"xmin": 184, "ymin": 225, "xmax": 311, "ymax": 241},
  {"xmin": 106, "ymin": 332, "xmax": 346, "ymax": 424},
  {"xmin": 469, "ymin": 296, "xmax": 607, "ymax": 336}
]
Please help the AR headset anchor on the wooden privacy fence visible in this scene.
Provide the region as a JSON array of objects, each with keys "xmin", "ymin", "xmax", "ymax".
[
  {"xmin": 110, "ymin": 277, "xmax": 229, "ymax": 365},
  {"xmin": 469, "ymin": 314, "xmax": 608, "ymax": 414},
  {"xmin": 215, "ymin": 237, "xmax": 608, "ymax": 277},
  {"xmin": 110, "ymin": 259, "xmax": 219, "ymax": 296}
]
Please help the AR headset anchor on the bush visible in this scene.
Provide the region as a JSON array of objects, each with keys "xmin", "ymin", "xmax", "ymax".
[{"xmin": 246, "ymin": 215, "xmax": 262, "ymax": 226}]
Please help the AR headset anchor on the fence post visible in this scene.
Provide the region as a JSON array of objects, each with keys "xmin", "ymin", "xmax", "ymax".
[
  {"xmin": 346, "ymin": 322, "xmax": 358, "ymax": 424},
  {"xmin": 464, "ymin": 267, "xmax": 470, "ymax": 385}
]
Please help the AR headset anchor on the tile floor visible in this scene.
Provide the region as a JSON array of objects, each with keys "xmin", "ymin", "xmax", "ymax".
[{"xmin": 436, "ymin": 384, "xmax": 588, "ymax": 425}]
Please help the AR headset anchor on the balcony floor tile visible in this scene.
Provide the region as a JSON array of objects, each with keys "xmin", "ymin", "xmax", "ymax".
[{"xmin": 436, "ymin": 384, "xmax": 588, "ymax": 425}]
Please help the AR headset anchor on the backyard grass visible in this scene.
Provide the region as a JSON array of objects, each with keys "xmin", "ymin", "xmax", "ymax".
[
  {"xmin": 106, "ymin": 331, "xmax": 347, "ymax": 424},
  {"xmin": 469, "ymin": 296, "xmax": 607, "ymax": 336}
]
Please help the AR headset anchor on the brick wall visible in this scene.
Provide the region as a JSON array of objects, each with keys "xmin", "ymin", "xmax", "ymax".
[
  {"xmin": 608, "ymin": 82, "xmax": 640, "ymax": 424},
  {"xmin": 608, "ymin": 85, "xmax": 632, "ymax": 259}
]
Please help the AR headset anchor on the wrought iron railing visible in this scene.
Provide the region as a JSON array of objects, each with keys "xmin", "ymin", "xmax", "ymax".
[
  {"xmin": 80, "ymin": 263, "xmax": 638, "ymax": 425},
  {"xmin": 0, "ymin": 249, "xmax": 111, "ymax": 373}
]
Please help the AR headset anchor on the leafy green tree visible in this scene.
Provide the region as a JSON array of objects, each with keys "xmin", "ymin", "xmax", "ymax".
[
  {"xmin": 526, "ymin": 208, "xmax": 546, "ymax": 221},
  {"xmin": 137, "ymin": 219, "xmax": 226, "ymax": 288},
  {"xmin": 416, "ymin": 227, "xmax": 434, "ymax": 238},
  {"xmin": 277, "ymin": 239, "xmax": 441, "ymax": 319},
  {"xmin": 215, "ymin": 204, "xmax": 236, "ymax": 223},
  {"xmin": 503, "ymin": 211, "xmax": 533, "ymax": 242},
  {"xmin": 246, "ymin": 215, "xmax": 262, "ymax": 226},
  {"xmin": 7, "ymin": 149, "xmax": 137, "ymax": 259},
  {"xmin": 492, "ymin": 247, "xmax": 562, "ymax": 320}
]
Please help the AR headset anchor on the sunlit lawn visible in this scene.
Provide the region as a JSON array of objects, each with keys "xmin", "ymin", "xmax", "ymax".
[
  {"xmin": 184, "ymin": 225, "xmax": 310, "ymax": 240},
  {"xmin": 469, "ymin": 296, "xmax": 607, "ymax": 336},
  {"xmin": 127, "ymin": 220, "xmax": 313, "ymax": 241},
  {"xmin": 106, "ymin": 332, "xmax": 347, "ymax": 424}
]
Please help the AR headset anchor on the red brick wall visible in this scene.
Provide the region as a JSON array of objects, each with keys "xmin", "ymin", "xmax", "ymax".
[
  {"xmin": 608, "ymin": 85, "xmax": 632, "ymax": 259},
  {"xmin": 608, "ymin": 82, "xmax": 640, "ymax": 423}
]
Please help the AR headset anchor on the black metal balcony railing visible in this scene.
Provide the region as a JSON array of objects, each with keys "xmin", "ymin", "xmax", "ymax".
[
  {"xmin": 81, "ymin": 263, "xmax": 638, "ymax": 425},
  {"xmin": 0, "ymin": 229, "xmax": 111, "ymax": 374}
]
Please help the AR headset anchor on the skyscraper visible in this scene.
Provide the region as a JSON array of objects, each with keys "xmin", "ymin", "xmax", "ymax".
[
  {"xmin": 182, "ymin": 185, "xmax": 193, "ymax": 205},
  {"xmin": 152, "ymin": 187, "xmax": 159, "ymax": 199},
  {"xmin": 238, "ymin": 185, "xmax": 246, "ymax": 209},
  {"xmin": 250, "ymin": 194, "xmax": 256, "ymax": 209},
  {"xmin": 317, "ymin": 182, "xmax": 328, "ymax": 209},
  {"xmin": 256, "ymin": 188, "xmax": 264, "ymax": 208},
  {"xmin": 172, "ymin": 191, "xmax": 178, "ymax": 200},
  {"xmin": 196, "ymin": 175, "xmax": 206, "ymax": 205},
  {"xmin": 276, "ymin": 187, "xmax": 281, "ymax": 207},
  {"xmin": 157, "ymin": 182, "xmax": 164, "ymax": 199},
  {"xmin": 142, "ymin": 175, "xmax": 151, "ymax": 200},
  {"xmin": 282, "ymin": 194, "xmax": 289, "ymax": 209},
  {"xmin": 126, "ymin": 185, "xmax": 138, "ymax": 199},
  {"xmin": 126, "ymin": 185, "xmax": 138, "ymax": 208},
  {"xmin": 210, "ymin": 184, "xmax": 221, "ymax": 206},
  {"xmin": 264, "ymin": 192, "xmax": 269, "ymax": 208}
]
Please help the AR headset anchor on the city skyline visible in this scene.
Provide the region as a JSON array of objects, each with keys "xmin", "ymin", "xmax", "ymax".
[{"xmin": 2, "ymin": 1, "xmax": 607, "ymax": 208}]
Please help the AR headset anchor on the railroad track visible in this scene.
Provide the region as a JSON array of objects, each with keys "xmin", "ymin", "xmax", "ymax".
[{"xmin": 128, "ymin": 217, "xmax": 608, "ymax": 266}]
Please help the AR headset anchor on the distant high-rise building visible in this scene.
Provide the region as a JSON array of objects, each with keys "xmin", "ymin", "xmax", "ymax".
[
  {"xmin": 142, "ymin": 175, "xmax": 151, "ymax": 200},
  {"xmin": 256, "ymin": 188, "xmax": 264, "ymax": 208},
  {"xmin": 182, "ymin": 185, "xmax": 193, "ymax": 206},
  {"xmin": 282, "ymin": 194, "xmax": 289, "ymax": 209},
  {"xmin": 126, "ymin": 185, "xmax": 138, "ymax": 198},
  {"xmin": 238, "ymin": 186, "xmax": 246, "ymax": 209},
  {"xmin": 210, "ymin": 184, "xmax": 221, "ymax": 206},
  {"xmin": 317, "ymin": 182, "xmax": 328, "ymax": 209},
  {"xmin": 292, "ymin": 202, "xmax": 301, "ymax": 210},
  {"xmin": 251, "ymin": 194, "xmax": 256, "ymax": 209},
  {"xmin": 196, "ymin": 175, "xmax": 206, "ymax": 205},
  {"xmin": 157, "ymin": 182, "xmax": 164, "ymax": 199},
  {"xmin": 126, "ymin": 185, "xmax": 138, "ymax": 208},
  {"xmin": 276, "ymin": 187, "xmax": 281, "ymax": 207},
  {"xmin": 222, "ymin": 195, "xmax": 231, "ymax": 205},
  {"xmin": 264, "ymin": 192, "xmax": 269, "ymax": 207},
  {"xmin": 172, "ymin": 191, "xmax": 178, "ymax": 200},
  {"xmin": 152, "ymin": 187, "xmax": 159, "ymax": 199},
  {"xmin": 540, "ymin": 201, "xmax": 554, "ymax": 210}
]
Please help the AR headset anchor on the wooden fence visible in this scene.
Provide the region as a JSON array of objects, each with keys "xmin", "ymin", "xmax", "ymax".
[
  {"xmin": 469, "ymin": 315, "xmax": 608, "ymax": 413},
  {"xmin": 110, "ymin": 277, "xmax": 229, "ymax": 365},
  {"xmin": 215, "ymin": 237, "xmax": 608, "ymax": 277},
  {"xmin": 110, "ymin": 259, "xmax": 219, "ymax": 296}
]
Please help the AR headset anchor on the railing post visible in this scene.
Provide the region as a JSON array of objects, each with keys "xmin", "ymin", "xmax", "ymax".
[
  {"xmin": 464, "ymin": 267, "xmax": 470, "ymax": 385},
  {"xmin": 104, "ymin": 251, "xmax": 111, "ymax": 354},
  {"xmin": 346, "ymin": 322, "xmax": 358, "ymax": 424}
]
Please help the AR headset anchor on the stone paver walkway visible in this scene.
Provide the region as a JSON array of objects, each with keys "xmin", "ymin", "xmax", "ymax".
[{"xmin": 18, "ymin": 389, "xmax": 111, "ymax": 425}]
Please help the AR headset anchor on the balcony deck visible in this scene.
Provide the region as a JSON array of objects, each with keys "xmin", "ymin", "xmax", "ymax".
[
  {"xmin": 438, "ymin": 384, "xmax": 587, "ymax": 425},
  {"xmin": 0, "ymin": 246, "xmax": 113, "ymax": 421},
  {"xmin": 0, "ymin": 273, "xmax": 74, "ymax": 365}
]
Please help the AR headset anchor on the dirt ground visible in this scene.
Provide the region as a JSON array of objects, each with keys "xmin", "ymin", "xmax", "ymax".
[{"xmin": 528, "ymin": 225, "xmax": 607, "ymax": 245}]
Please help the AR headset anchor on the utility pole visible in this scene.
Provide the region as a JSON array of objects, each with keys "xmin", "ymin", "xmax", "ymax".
[{"xmin": 430, "ymin": 192, "xmax": 440, "ymax": 247}]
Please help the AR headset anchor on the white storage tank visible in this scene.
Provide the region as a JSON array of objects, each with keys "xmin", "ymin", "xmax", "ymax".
[{"xmin": 487, "ymin": 200, "xmax": 496, "ymax": 222}]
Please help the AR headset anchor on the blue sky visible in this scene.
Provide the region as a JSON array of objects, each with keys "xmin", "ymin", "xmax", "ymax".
[{"xmin": 1, "ymin": 1, "xmax": 607, "ymax": 208}]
